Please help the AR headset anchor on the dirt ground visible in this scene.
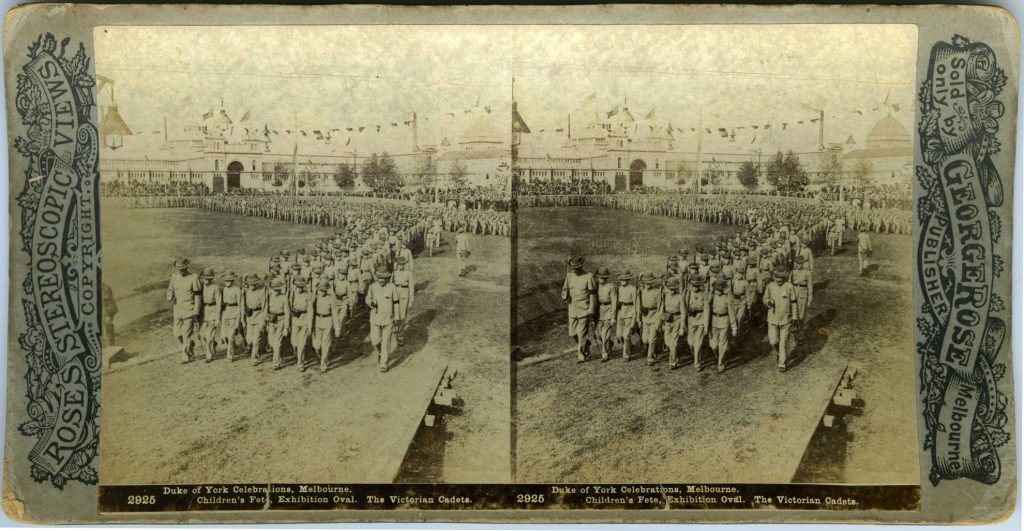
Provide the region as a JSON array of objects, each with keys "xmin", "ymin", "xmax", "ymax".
[
  {"xmin": 99, "ymin": 205, "xmax": 509, "ymax": 484},
  {"xmin": 514, "ymin": 206, "xmax": 919, "ymax": 485}
]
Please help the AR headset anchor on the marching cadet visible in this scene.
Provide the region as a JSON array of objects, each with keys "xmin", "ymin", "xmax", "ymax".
[
  {"xmin": 791, "ymin": 255, "xmax": 813, "ymax": 334},
  {"xmin": 198, "ymin": 268, "xmax": 222, "ymax": 363},
  {"xmin": 311, "ymin": 279, "xmax": 335, "ymax": 373},
  {"xmin": 857, "ymin": 229, "xmax": 873, "ymax": 275},
  {"xmin": 311, "ymin": 264, "xmax": 326, "ymax": 287},
  {"xmin": 358, "ymin": 248, "xmax": 374, "ymax": 295},
  {"xmin": 289, "ymin": 276, "xmax": 314, "ymax": 371},
  {"xmin": 637, "ymin": 272, "xmax": 662, "ymax": 366},
  {"xmin": 331, "ymin": 264, "xmax": 349, "ymax": 339},
  {"xmin": 455, "ymin": 225, "xmax": 471, "ymax": 277},
  {"xmin": 660, "ymin": 276, "xmax": 685, "ymax": 369},
  {"xmin": 220, "ymin": 270, "xmax": 243, "ymax": 361},
  {"xmin": 763, "ymin": 264, "xmax": 798, "ymax": 372},
  {"xmin": 710, "ymin": 278, "xmax": 738, "ymax": 373},
  {"xmin": 396, "ymin": 242, "xmax": 414, "ymax": 272},
  {"xmin": 729, "ymin": 268, "xmax": 750, "ymax": 333},
  {"xmin": 744, "ymin": 256, "xmax": 760, "ymax": 317},
  {"xmin": 347, "ymin": 253, "xmax": 362, "ymax": 313},
  {"xmin": 426, "ymin": 222, "xmax": 438, "ymax": 257},
  {"xmin": 594, "ymin": 266, "xmax": 617, "ymax": 362},
  {"xmin": 241, "ymin": 273, "xmax": 267, "ymax": 365},
  {"xmin": 366, "ymin": 267, "xmax": 400, "ymax": 372},
  {"xmin": 564, "ymin": 256, "xmax": 596, "ymax": 363},
  {"xmin": 167, "ymin": 257, "xmax": 202, "ymax": 363},
  {"xmin": 684, "ymin": 274, "xmax": 711, "ymax": 371},
  {"xmin": 266, "ymin": 280, "xmax": 291, "ymax": 369},
  {"xmin": 392, "ymin": 255, "xmax": 415, "ymax": 345},
  {"xmin": 615, "ymin": 270, "xmax": 638, "ymax": 362}
]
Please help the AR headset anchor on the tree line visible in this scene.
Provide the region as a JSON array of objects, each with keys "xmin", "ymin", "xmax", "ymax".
[{"xmin": 270, "ymin": 153, "xmax": 470, "ymax": 193}]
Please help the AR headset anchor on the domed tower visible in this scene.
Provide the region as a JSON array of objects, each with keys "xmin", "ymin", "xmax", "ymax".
[{"xmin": 864, "ymin": 115, "xmax": 910, "ymax": 150}]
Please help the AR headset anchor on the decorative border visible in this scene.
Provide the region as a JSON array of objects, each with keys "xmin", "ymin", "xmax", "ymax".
[
  {"xmin": 12, "ymin": 33, "xmax": 101, "ymax": 489},
  {"xmin": 916, "ymin": 34, "xmax": 1010, "ymax": 486}
]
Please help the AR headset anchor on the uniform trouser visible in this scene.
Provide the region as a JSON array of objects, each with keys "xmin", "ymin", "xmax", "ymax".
[
  {"xmin": 568, "ymin": 316, "xmax": 590, "ymax": 356},
  {"xmin": 199, "ymin": 320, "xmax": 220, "ymax": 361},
  {"xmin": 396, "ymin": 297, "xmax": 410, "ymax": 338},
  {"xmin": 173, "ymin": 316, "xmax": 196, "ymax": 361},
  {"xmin": 710, "ymin": 325, "xmax": 730, "ymax": 366},
  {"xmin": 246, "ymin": 318, "xmax": 265, "ymax": 360},
  {"xmin": 370, "ymin": 321, "xmax": 394, "ymax": 369},
  {"xmin": 858, "ymin": 251, "xmax": 869, "ymax": 273},
  {"xmin": 768, "ymin": 321, "xmax": 792, "ymax": 368},
  {"xmin": 348, "ymin": 283, "xmax": 360, "ymax": 310},
  {"xmin": 663, "ymin": 318, "xmax": 681, "ymax": 365},
  {"xmin": 687, "ymin": 323, "xmax": 707, "ymax": 366},
  {"xmin": 641, "ymin": 320, "xmax": 659, "ymax": 359},
  {"xmin": 311, "ymin": 323, "xmax": 333, "ymax": 369},
  {"xmin": 291, "ymin": 322, "xmax": 311, "ymax": 367},
  {"xmin": 457, "ymin": 252, "xmax": 468, "ymax": 274},
  {"xmin": 332, "ymin": 299, "xmax": 348, "ymax": 336},
  {"xmin": 795, "ymin": 288, "xmax": 809, "ymax": 320},
  {"xmin": 616, "ymin": 317, "xmax": 635, "ymax": 358},
  {"xmin": 220, "ymin": 317, "xmax": 240, "ymax": 358},
  {"xmin": 734, "ymin": 296, "xmax": 748, "ymax": 328},
  {"xmin": 596, "ymin": 318, "xmax": 614, "ymax": 358}
]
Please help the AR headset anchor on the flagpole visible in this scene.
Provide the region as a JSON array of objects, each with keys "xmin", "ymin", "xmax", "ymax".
[{"xmin": 695, "ymin": 107, "xmax": 703, "ymax": 196}]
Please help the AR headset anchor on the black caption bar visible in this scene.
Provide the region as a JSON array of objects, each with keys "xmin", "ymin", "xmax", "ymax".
[{"xmin": 99, "ymin": 484, "xmax": 920, "ymax": 512}]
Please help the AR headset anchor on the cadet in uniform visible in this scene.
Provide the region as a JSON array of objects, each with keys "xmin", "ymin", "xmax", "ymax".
[
  {"xmin": 220, "ymin": 271, "xmax": 243, "ymax": 361},
  {"xmin": 289, "ymin": 277, "xmax": 313, "ymax": 371},
  {"xmin": 593, "ymin": 266, "xmax": 617, "ymax": 362},
  {"xmin": 392, "ymin": 255, "xmax": 415, "ymax": 345},
  {"xmin": 366, "ymin": 267, "xmax": 400, "ymax": 372},
  {"xmin": 660, "ymin": 276, "xmax": 685, "ymax": 369},
  {"xmin": 709, "ymin": 278, "xmax": 738, "ymax": 373},
  {"xmin": 790, "ymin": 255, "xmax": 813, "ymax": 333},
  {"xmin": 455, "ymin": 226, "xmax": 471, "ymax": 277},
  {"xmin": 167, "ymin": 257, "xmax": 201, "ymax": 363},
  {"xmin": 615, "ymin": 271, "xmax": 638, "ymax": 361},
  {"xmin": 563, "ymin": 256, "xmax": 596, "ymax": 363},
  {"xmin": 311, "ymin": 279, "xmax": 335, "ymax": 373},
  {"xmin": 266, "ymin": 278, "xmax": 290, "ymax": 369},
  {"xmin": 857, "ymin": 229, "xmax": 873, "ymax": 275},
  {"xmin": 637, "ymin": 273, "xmax": 662, "ymax": 365},
  {"xmin": 242, "ymin": 273, "xmax": 267, "ymax": 365},
  {"xmin": 763, "ymin": 264, "xmax": 798, "ymax": 372},
  {"xmin": 685, "ymin": 274, "xmax": 710, "ymax": 371},
  {"xmin": 331, "ymin": 264, "xmax": 349, "ymax": 338},
  {"xmin": 198, "ymin": 268, "xmax": 222, "ymax": 363}
]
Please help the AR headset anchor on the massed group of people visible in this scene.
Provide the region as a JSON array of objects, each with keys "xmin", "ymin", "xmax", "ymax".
[
  {"xmin": 562, "ymin": 221, "xmax": 827, "ymax": 373},
  {"xmin": 166, "ymin": 219, "xmax": 426, "ymax": 374}
]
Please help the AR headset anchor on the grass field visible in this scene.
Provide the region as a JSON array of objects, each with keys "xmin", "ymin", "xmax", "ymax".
[
  {"xmin": 514, "ymin": 206, "xmax": 919, "ymax": 485},
  {"xmin": 99, "ymin": 204, "xmax": 510, "ymax": 484}
]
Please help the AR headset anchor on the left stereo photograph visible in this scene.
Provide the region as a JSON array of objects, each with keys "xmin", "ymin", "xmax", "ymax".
[{"xmin": 94, "ymin": 25, "xmax": 513, "ymax": 488}]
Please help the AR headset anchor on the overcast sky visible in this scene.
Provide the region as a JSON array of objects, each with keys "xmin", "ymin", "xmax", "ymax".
[{"xmin": 95, "ymin": 24, "xmax": 917, "ymax": 156}]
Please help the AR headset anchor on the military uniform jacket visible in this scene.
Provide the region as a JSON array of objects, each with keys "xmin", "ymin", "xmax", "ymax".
[
  {"xmin": 242, "ymin": 287, "xmax": 267, "ymax": 325},
  {"xmin": 221, "ymin": 285, "xmax": 242, "ymax": 320},
  {"xmin": 288, "ymin": 289, "xmax": 314, "ymax": 327},
  {"xmin": 167, "ymin": 272, "xmax": 201, "ymax": 320},
  {"xmin": 366, "ymin": 282, "xmax": 401, "ymax": 325},
  {"xmin": 616, "ymin": 284, "xmax": 637, "ymax": 320},
  {"xmin": 790, "ymin": 268, "xmax": 813, "ymax": 297},
  {"xmin": 564, "ymin": 272, "xmax": 596, "ymax": 319},
  {"xmin": 638, "ymin": 286, "xmax": 662, "ymax": 324},
  {"xmin": 596, "ymin": 282, "xmax": 617, "ymax": 321},
  {"xmin": 660, "ymin": 290, "xmax": 685, "ymax": 325},
  {"xmin": 684, "ymin": 288, "xmax": 711, "ymax": 329},
  {"xmin": 393, "ymin": 269, "xmax": 414, "ymax": 303},
  {"xmin": 763, "ymin": 282, "xmax": 798, "ymax": 326},
  {"xmin": 710, "ymin": 292, "xmax": 737, "ymax": 329},
  {"xmin": 313, "ymin": 292, "xmax": 334, "ymax": 329},
  {"xmin": 200, "ymin": 283, "xmax": 222, "ymax": 322},
  {"xmin": 731, "ymin": 276, "xmax": 749, "ymax": 302}
]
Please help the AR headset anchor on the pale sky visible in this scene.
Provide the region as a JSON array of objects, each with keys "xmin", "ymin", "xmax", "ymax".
[{"xmin": 95, "ymin": 24, "xmax": 917, "ymax": 156}]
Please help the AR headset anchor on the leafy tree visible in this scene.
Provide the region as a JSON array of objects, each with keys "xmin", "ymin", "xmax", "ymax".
[
  {"xmin": 816, "ymin": 148, "xmax": 844, "ymax": 187},
  {"xmin": 414, "ymin": 156, "xmax": 438, "ymax": 187},
  {"xmin": 765, "ymin": 150, "xmax": 810, "ymax": 192},
  {"xmin": 376, "ymin": 152, "xmax": 403, "ymax": 192},
  {"xmin": 448, "ymin": 159, "xmax": 468, "ymax": 188},
  {"xmin": 737, "ymin": 160, "xmax": 759, "ymax": 189},
  {"xmin": 852, "ymin": 158, "xmax": 874, "ymax": 187},
  {"xmin": 273, "ymin": 161, "xmax": 290, "ymax": 187},
  {"xmin": 361, "ymin": 153, "xmax": 381, "ymax": 190},
  {"xmin": 334, "ymin": 162, "xmax": 356, "ymax": 189}
]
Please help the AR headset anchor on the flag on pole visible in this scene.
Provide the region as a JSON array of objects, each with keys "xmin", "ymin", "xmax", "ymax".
[{"xmin": 240, "ymin": 110, "xmax": 251, "ymax": 122}]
